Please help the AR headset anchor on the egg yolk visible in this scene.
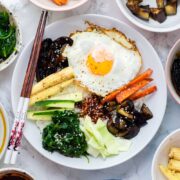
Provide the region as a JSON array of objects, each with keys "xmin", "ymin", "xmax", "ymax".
[{"xmin": 86, "ymin": 47, "xmax": 114, "ymax": 76}]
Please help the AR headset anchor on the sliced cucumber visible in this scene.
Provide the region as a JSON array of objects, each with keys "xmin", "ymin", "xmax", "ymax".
[
  {"xmin": 35, "ymin": 100, "xmax": 75, "ymax": 109},
  {"xmin": 50, "ymin": 92, "xmax": 83, "ymax": 102},
  {"xmin": 27, "ymin": 112, "xmax": 52, "ymax": 121},
  {"xmin": 27, "ymin": 109, "xmax": 64, "ymax": 121}
]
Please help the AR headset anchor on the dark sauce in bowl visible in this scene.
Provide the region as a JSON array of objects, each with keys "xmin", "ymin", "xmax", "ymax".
[
  {"xmin": 0, "ymin": 170, "xmax": 33, "ymax": 180},
  {"xmin": 171, "ymin": 53, "xmax": 180, "ymax": 96}
]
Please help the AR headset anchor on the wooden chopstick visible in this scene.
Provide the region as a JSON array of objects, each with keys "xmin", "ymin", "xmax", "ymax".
[
  {"xmin": 22, "ymin": 11, "xmax": 48, "ymax": 98},
  {"xmin": 4, "ymin": 11, "xmax": 48, "ymax": 165}
]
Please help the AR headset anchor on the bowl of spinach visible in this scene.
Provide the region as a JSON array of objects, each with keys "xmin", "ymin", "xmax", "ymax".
[{"xmin": 0, "ymin": 2, "xmax": 21, "ymax": 71}]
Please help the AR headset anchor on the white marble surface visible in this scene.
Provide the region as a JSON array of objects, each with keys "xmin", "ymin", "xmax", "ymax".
[{"xmin": 0, "ymin": 0, "xmax": 180, "ymax": 179}]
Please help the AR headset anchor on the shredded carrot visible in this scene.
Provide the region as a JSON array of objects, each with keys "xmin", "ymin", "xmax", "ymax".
[{"xmin": 52, "ymin": 0, "xmax": 68, "ymax": 5}]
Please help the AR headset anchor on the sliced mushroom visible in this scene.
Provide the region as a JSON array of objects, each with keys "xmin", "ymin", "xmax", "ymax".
[
  {"xmin": 120, "ymin": 99, "xmax": 134, "ymax": 111},
  {"xmin": 107, "ymin": 120, "xmax": 119, "ymax": 135},
  {"xmin": 150, "ymin": 8, "xmax": 167, "ymax": 23},
  {"xmin": 134, "ymin": 110, "xmax": 147, "ymax": 127},
  {"xmin": 123, "ymin": 126, "xmax": 140, "ymax": 139},
  {"xmin": 117, "ymin": 107, "xmax": 134, "ymax": 119},
  {"xmin": 140, "ymin": 104, "xmax": 153, "ymax": 120}
]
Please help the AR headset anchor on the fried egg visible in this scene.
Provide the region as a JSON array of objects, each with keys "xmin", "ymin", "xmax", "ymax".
[{"xmin": 63, "ymin": 23, "xmax": 142, "ymax": 97}]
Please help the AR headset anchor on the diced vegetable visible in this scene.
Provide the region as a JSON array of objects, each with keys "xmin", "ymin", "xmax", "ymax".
[
  {"xmin": 150, "ymin": 8, "xmax": 167, "ymax": 23},
  {"xmin": 165, "ymin": 2, "xmax": 177, "ymax": 15},
  {"xmin": 35, "ymin": 100, "xmax": 75, "ymax": 109},
  {"xmin": 130, "ymin": 85, "xmax": 157, "ymax": 100},
  {"xmin": 80, "ymin": 116, "xmax": 131, "ymax": 158},
  {"xmin": 156, "ymin": 0, "xmax": 165, "ymax": 8},
  {"xmin": 31, "ymin": 67, "xmax": 74, "ymax": 96},
  {"xmin": 50, "ymin": 92, "xmax": 83, "ymax": 102},
  {"xmin": 169, "ymin": 148, "xmax": 180, "ymax": 161},
  {"xmin": 116, "ymin": 79, "xmax": 152, "ymax": 103},
  {"xmin": 29, "ymin": 79, "xmax": 73, "ymax": 106},
  {"xmin": 101, "ymin": 69, "xmax": 153, "ymax": 104}
]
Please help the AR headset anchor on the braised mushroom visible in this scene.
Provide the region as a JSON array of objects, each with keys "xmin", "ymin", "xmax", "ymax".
[
  {"xmin": 140, "ymin": 103, "xmax": 153, "ymax": 120},
  {"xmin": 120, "ymin": 99, "xmax": 134, "ymax": 111},
  {"xmin": 123, "ymin": 126, "xmax": 140, "ymax": 139},
  {"xmin": 107, "ymin": 120, "xmax": 119, "ymax": 135}
]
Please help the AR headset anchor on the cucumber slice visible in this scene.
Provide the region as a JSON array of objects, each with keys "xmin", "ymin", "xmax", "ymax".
[
  {"xmin": 35, "ymin": 100, "xmax": 75, "ymax": 109},
  {"xmin": 27, "ymin": 112, "xmax": 52, "ymax": 121},
  {"xmin": 50, "ymin": 92, "xmax": 83, "ymax": 102},
  {"xmin": 27, "ymin": 109, "xmax": 64, "ymax": 121}
]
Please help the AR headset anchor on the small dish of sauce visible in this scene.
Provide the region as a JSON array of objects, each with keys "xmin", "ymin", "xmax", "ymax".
[
  {"xmin": 171, "ymin": 52, "xmax": 180, "ymax": 96},
  {"xmin": 0, "ymin": 169, "xmax": 34, "ymax": 180}
]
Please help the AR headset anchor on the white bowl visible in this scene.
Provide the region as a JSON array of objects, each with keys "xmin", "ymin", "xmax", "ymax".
[
  {"xmin": 0, "ymin": 2, "xmax": 22, "ymax": 71},
  {"xmin": 116, "ymin": 0, "xmax": 180, "ymax": 32},
  {"xmin": 152, "ymin": 129, "xmax": 180, "ymax": 180},
  {"xmin": 166, "ymin": 39, "xmax": 180, "ymax": 104},
  {"xmin": 11, "ymin": 14, "xmax": 167, "ymax": 170},
  {"xmin": 0, "ymin": 168, "xmax": 34, "ymax": 179},
  {"xmin": 30, "ymin": 0, "xmax": 88, "ymax": 12},
  {"xmin": 0, "ymin": 102, "xmax": 9, "ymax": 160}
]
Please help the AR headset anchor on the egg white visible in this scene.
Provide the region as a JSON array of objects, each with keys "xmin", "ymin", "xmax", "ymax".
[{"xmin": 63, "ymin": 31, "xmax": 142, "ymax": 97}]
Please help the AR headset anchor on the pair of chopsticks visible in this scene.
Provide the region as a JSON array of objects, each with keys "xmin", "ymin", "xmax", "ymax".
[{"xmin": 4, "ymin": 11, "xmax": 48, "ymax": 164}]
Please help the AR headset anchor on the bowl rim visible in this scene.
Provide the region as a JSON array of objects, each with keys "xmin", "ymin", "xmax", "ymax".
[
  {"xmin": 0, "ymin": 2, "xmax": 22, "ymax": 72},
  {"xmin": 166, "ymin": 38, "xmax": 180, "ymax": 104},
  {"xmin": 0, "ymin": 102, "xmax": 9, "ymax": 161},
  {"xmin": 115, "ymin": 0, "xmax": 180, "ymax": 33},
  {"xmin": 11, "ymin": 14, "xmax": 167, "ymax": 170},
  {"xmin": 29, "ymin": 0, "xmax": 88, "ymax": 12},
  {"xmin": 151, "ymin": 129, "xmax": 180, "ymax": 180},
  {"xmin": 0, "ymin": 167, "xmax": 35, "ymax": 179}
]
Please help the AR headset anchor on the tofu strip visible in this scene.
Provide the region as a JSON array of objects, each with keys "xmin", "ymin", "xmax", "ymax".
[
  {"xmin": 31, "ymin": 67, "xmax": 74, "ymax": 96},
  {"xmin": 29, "ymin": 79, "xmax": 74, "ymax": 106}
]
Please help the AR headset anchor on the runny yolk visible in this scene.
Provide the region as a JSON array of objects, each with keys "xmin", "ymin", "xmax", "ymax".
[{"xmin": 86, "ymin": 47, "xmax": 114, "ymax": 76}]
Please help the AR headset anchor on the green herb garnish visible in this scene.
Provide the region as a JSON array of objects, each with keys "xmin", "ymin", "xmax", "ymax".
[{"xmin": 42, "ymin": 110, "xmax": 87, "ymax": 157}]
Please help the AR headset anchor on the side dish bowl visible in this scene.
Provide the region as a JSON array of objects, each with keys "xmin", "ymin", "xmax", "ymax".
[
  {"xmin": 0, "ymin": 102, "xmax": 9, "ymax": 161},
  {"xmin": 30, "ymin": 0, "xmax": 88, "ymax": 12},
  {"xmin": 0, "ymin": 168, "xmax": 34, "ymax": 180},
  {"xmin": 152, "ymin": 129, "xmax": 180, "ymax": 180},
  {"xmin": 116, "ymin": 0, "xmax": 180, "ymax": 33},
  {"xmin": 166, "ymin": 39, "xmax": 180, "ymax": 104},
  {"xmin": 0, "ymin": 2, "xmax": 22, "ymax": 71}
]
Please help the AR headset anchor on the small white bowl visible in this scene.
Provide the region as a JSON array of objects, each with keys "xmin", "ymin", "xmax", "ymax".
[
  {"xmin": 0, "ymin": 102, "xmax": 9, "ymax": 161},
  {"xmin": 0, "ymin": 168, "xmax": 34, "ymax": 179},
  {"xmin": 116, "ymin": 0, "xmax": 180, "ymax": 33},
  {"xmin": 152, "ymin": 129, "xmax": 180, "ymax": 180},
  {"xmin": 0, "ymin": 2, "xmax": 22, "ymax": 71},
  {"xmin": 166, "ymin": 39, "xmax": 180, "ymax": 104},
  {"xmin": 30, "ymin": 0, "xmax": 88, "ymax": 12}
]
